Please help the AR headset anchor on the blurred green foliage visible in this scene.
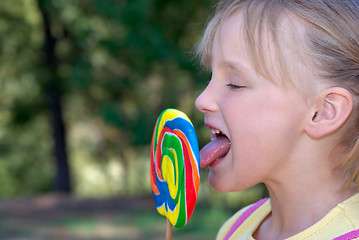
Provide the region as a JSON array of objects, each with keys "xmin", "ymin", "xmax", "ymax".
[
  {"xmin": 0, "ymin": 0, "xmax": 265, "ymax": 209},
  {"xmin": 0, "ymin": 0, "xmax": 214, "ymax": 196}
]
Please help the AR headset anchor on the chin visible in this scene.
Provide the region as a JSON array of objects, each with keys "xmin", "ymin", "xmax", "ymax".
[
  {"xmin": 209, "ymin": 173, "xmax": 256, "ymax": 192},
  {"xmin": 208, "ymin": 174, "xmax": 235, "ymax": 192}
]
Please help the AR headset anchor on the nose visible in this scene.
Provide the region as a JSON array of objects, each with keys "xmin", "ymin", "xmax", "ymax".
[{"xmin": 195, "ymin": 81, "xmax": 218, "ymax": 113}]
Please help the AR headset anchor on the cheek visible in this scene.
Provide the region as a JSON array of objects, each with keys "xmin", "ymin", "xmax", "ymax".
[{"xmin": 227, "ymin": 97, "xmax": 303, "ymax": 161}]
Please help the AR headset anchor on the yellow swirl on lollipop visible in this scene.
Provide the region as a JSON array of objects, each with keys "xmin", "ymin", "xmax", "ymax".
[{"xmin": 150, "ymin": 108, "xmax": 200, "ymax": 228}]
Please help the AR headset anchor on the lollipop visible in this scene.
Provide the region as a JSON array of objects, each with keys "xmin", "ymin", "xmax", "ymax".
[{"xmin": 150, "ymin": 108, "xmax": 200, "ymax": 232}]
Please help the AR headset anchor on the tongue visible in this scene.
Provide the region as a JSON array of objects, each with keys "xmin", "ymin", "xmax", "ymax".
[{"xmin": 200, "ymin": 136, "xmax": 231, "ymax": 168}]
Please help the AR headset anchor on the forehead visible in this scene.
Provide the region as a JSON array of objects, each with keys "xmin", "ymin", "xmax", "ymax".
[
  {"xmin": 210, "ymin": 8, "xmax": 312, "ymax": 90},
  {"xmin": 211, "ymin": 10, "xmax": 248, "ymax": 67},
  {"xmin": 212, "ymin": 8, "xmax": 304, "ymax": 61}
]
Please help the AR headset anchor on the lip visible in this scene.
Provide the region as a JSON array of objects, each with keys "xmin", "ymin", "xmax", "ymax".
[
  {"xmin": 204, "ymin": 122, "xmax": 216, "ymax": 129},
  {"xmin": 209, "ymin": 153, "xmax": 228, "ymax": 168}
]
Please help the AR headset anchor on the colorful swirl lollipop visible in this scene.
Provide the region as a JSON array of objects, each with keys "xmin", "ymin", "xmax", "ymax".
[{"xmin": 150, "ymin": 108, "xmax": 200, "ymax": 228}]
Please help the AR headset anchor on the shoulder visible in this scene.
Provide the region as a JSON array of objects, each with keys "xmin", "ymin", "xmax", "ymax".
[
  {"xmin": 216, "ymin": 204, "xmax": 252, "ymax": 239},
  {"xmin": 305, "ymin": 193, "xmax": 359, "ymax": 240},
  {"xmin": 216, "ymin": 198, "xmax": 270, "ymax": 240},
  {"xmin": 339, "ymin": 193, "xmax": 359, "ymax": 227}
]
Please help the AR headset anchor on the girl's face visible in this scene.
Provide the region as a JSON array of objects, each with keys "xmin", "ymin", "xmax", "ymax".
[{"xmin": 195, "ymin": 11, "xmax": 313, "ymax": 192}]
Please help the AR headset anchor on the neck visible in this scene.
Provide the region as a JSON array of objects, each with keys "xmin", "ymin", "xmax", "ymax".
[{"xmin": 255, "ymin": 168, "xmax": 356, "ymax": 240}]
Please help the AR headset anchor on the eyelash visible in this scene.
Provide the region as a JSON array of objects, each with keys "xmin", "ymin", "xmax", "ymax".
[{"xmin": 226, "ymin": 83, "xmax": 244, "ymax": 89}]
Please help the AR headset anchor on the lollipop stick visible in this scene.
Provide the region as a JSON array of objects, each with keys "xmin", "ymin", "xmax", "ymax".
[{"xmin": 166, "ymin": 219, "xmax": 172, "ymax": 240}]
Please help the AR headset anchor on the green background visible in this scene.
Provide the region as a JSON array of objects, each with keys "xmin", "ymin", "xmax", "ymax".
[{"xmin": 0, "ymin": 0, "xmax": 266, "ymax": 238}]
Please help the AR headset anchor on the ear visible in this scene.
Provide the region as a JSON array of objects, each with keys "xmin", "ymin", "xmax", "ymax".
[{"xmin": 305, "ymin": 87, "xmax": 353, "ymax": 139}]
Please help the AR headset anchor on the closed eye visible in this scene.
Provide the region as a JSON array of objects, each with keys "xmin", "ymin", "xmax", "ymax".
[{"xmin": 226, "ymin": 83, "xmax": 245, "ymax": 89}]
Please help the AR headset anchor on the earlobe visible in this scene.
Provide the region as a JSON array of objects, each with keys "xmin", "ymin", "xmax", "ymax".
[{"xmin": 305, "ymin": 87, "xmax": 353, "ymax": 139}]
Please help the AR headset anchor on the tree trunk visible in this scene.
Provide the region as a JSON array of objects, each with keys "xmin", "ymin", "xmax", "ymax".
[{"xmin": 37, "ymin": 0, "xmax": 72, "ymax": 193}]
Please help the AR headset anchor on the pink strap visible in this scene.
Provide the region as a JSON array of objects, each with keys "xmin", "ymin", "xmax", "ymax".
[
  {"xmin": 333, "ymin": 229, "xmax": 359, "ymax": 240},
  {"xmin": 223, "ymin": 198, "xmax": 269, "ymax": 240}
]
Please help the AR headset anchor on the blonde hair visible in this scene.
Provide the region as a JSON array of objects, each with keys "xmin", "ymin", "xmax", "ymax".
[{"xmin": 196, "ymin": 0, "xmax": 359, "ymax": 188}]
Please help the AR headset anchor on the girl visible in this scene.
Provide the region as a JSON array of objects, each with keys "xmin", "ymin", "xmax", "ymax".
[{"xmin": 195, "ymin": 0, "xmax": 359, "ymax": 239}]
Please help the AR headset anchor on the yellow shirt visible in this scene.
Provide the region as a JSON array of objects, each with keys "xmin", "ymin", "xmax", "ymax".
[{"xmin": 217, "ymin": 193, "xmax": 359, "ymax": 240}]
